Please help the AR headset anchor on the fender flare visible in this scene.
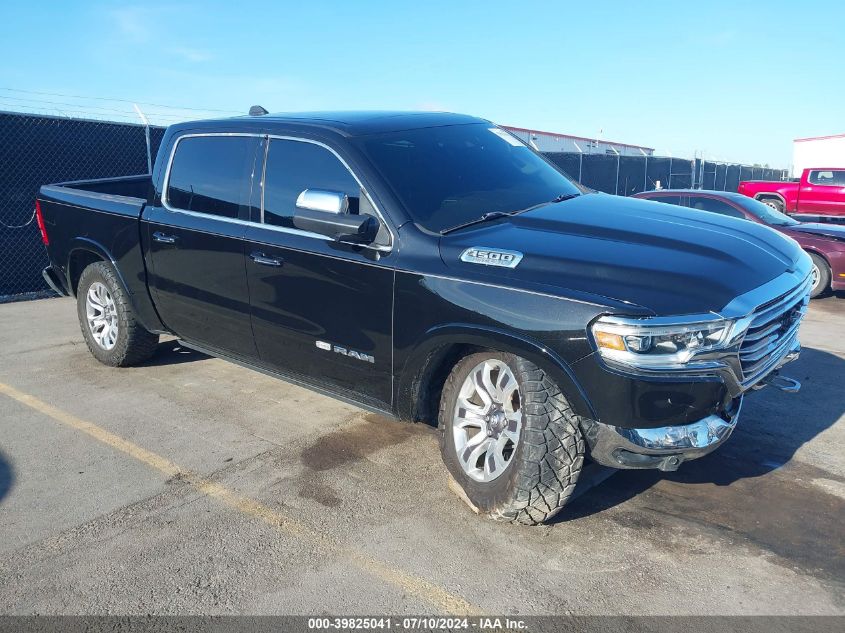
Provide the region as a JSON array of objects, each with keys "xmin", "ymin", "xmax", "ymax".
[
  {"xmin": 394, "ymin": 323, "xmax": 597, "ymax": 422},
  {"xmin": 66, "ymin": 237, "xmax": 131, "ymax": 296},
  {"xmin": 66, "ymin": 237, "xmax": 166, "ymax": 333}
]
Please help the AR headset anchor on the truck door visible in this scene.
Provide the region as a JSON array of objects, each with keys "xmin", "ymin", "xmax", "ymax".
[
  {"xmin": 143, "ymin": 134, "xmax": 262, "ymax": 359},
  {"xmin": 797, "ymin": 169, "xmax": 845, "ymax": 217},
  {"xmin": 242, "ymin": 137, "xmax": 394, "ymax": 408}
]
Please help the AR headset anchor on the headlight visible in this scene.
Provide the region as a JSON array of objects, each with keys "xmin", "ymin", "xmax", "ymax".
[{"xmin": 590, "ymin": 316, "xmax": 737, "ymax": 370}]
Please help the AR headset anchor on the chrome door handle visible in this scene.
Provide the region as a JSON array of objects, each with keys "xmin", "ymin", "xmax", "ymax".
[
  {"xmin": 152, "ymin": 231, "xmax": 177, "ymax": 244},
  {"xmin": 249, "ymin": 251, "xmax": 283, "ymax": 267}
]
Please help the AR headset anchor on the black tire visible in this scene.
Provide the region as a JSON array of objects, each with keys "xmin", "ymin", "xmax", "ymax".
[
  {"xmin": 76, "ymin": 261, "xmax": 159, "ymax": 366},
  {"xmin": 439, "ymin": 352, "xmax": 585, "ymax": 525},
  {"xmin": 759, "ymin": 197, "xmax": 785, "ymax": 213},
  {"xmin": 808, "ymin": 252, "xmax": 831, "ymax": 299}
]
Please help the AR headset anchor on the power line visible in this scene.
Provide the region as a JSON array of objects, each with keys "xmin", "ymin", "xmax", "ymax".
[
  {"xmin": 0, "ymin": 94, "xmax": 196, "ymax": 120},
  {"xmin": 0, "ymin": 87, "xmax": 242, "ymax": 114},
  {"xmin": 0, "ymin": 102, "xmax": 185, "ymax": 124}
]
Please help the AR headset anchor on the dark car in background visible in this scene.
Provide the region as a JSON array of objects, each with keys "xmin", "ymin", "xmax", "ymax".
[{"xmin": 633, "ymin": 190, "xmax": 845, "ymax": 298}]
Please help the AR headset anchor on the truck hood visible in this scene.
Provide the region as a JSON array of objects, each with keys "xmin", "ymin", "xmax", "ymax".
[
  {"xmin": 440, "ymin": 193, "xmax": 805, "ymax": 316},
  {"xmin": 784, "ymin": 223, "xmax": 845, "ymax": 242}
]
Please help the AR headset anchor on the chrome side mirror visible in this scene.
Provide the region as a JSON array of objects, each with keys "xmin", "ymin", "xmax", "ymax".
[
  {"xmin": 292, "ymin": 188, "xmax": 377, "ymax": 244},
  {"xmin": 295, "ymin": 189, "xmax": 348, "ymax": 215}
]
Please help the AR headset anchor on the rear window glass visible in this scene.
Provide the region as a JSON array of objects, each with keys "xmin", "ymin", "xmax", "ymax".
[{"xmin": 166, "ymin": 136, "xmax": 258, "ymax": 219}]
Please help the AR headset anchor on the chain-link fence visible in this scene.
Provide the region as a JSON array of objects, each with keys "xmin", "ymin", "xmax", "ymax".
[
  {"xmin": 0, "ymin": 112, "xmax": 164, "ymax": 300},
  {"xmin": 545, "ymin": 152, "xmax": 788, "ymax": 196},
  {"xmin": 1, "ymin": 111, "xmax": 790, "ymax": 300}
]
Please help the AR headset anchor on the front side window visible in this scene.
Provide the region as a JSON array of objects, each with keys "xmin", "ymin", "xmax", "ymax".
[
  {"xmin": 688, "ymin": 196, "xmax": 746, "ymax": 219},
  {"xmin": 262, "ymin": 140, "xmax": 360, "ymax": 228},
  {"xmin": 808, "ymin": 170, "xmax": 845, "ymax": 186},
  {"xmin": 166, "ymin": 136, "xmax": 258, "ymax": 219},
  {"xmin": 354, "ymin": 123, "xmax": 580, "ymax": 234}
]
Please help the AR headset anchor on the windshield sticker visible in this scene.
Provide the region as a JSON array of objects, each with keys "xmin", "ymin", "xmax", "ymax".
[{"xmin": 488, "ymin": 128, "xmax": 526, "ymax": 147}]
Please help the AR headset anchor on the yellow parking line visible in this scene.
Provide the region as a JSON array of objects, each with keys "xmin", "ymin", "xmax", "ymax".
[{"xmin": 0, "ymin": 381, "xmax": 479, "ymax": 615}]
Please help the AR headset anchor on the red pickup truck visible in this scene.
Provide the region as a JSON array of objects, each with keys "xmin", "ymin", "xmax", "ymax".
[{"xmin": 738, "ymin": 168, "xmax": 845, "ymax": 222}]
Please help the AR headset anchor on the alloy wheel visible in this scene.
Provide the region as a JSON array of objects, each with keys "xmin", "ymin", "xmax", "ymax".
[
  {"xmin": 86, "ymin": 282, "xmax": 118, "ymax": 350},
  {"xmin": 452, "ymin": 359, "xmax": 523, "ymax": 482}
]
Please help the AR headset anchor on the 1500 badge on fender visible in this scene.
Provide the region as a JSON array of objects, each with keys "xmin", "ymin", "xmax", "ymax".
[{"xmin": 460, "ymin": 247, "xmax": 523, "ymax": 268}]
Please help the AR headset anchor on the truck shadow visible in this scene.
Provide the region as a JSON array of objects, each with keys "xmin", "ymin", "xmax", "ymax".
[
  {"xmin": 140, "ymin": 340, "xmax": 209, "ymax": 367},
  {"xmin": 558, "ymin": 346, "xmax": 845, "ymax": 523},
  {"xmin": 0, "ymin": 449, "xmax": 14, "ymax": 505}
]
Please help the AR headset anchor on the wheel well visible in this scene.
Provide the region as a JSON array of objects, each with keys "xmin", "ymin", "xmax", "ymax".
[
  {"xmin": 805, "ymin": 248, "xmax": 830, "ymax": 269},
  {"xmin": 68, "ymin": 250, "xmax": 105, "ymax": 296},
  {"xmin": 409, "ymin": 343, "xmax": 484, "ymax": 427},
  {"xmin": 754, "ymin": 193, "xmax": 785, "ymax": 204}
]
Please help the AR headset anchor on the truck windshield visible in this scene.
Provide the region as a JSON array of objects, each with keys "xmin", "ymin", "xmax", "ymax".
[
  {"xmin": 354, "ymin": 123, "xmax": 580, "ymax": 233},
  {"xmin": 740, "ymin": 197, "xmax": 800, "ymax": 227}
]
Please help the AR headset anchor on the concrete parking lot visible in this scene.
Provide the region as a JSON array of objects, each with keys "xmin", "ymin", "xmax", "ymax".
[{"xmin": 0, "ymin": 295, "xmax": 843, "ymax": 615}]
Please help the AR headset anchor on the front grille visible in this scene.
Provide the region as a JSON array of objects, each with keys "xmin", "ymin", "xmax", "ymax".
[{"xmin": 739, "ymin": 276, "xmax": 811, "ymax": 386}]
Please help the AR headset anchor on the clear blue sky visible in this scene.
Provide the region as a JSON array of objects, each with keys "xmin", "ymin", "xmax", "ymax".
[{"xmin": 1, "ymin": 1, "xmax": 842, "ymax": 168}]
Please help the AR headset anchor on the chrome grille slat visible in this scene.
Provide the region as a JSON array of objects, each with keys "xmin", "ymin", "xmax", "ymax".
[
  {"xmin": 738, "ymin": 275, "xmax": 810, "ymax": 387},
  {"xmin": 740, "ymin": 338, "xmax": 781, "ymax": 363},
  {"xmin": 741, "ymin": 328, "xmax": 800, "ymax": 378},
  {"xmin": 742, "ymin": 321, "xmax": 782, "ymax": 343}
]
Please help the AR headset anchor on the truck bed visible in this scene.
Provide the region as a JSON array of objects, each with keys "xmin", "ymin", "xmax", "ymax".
[
  {"xmin": 39, "ymin": 174, "xmax": 152, "ymax": 216},
  {"xmin": 37, "ymin": 173, "xmax": 166, "ymax": 334}
]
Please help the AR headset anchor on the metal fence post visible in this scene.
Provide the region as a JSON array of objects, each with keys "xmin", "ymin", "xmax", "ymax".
[
  {"xmin": 133, "ymin": 104, "xmax": 152, "ymax": 174},
  {"xmin": 615, "ymin": 153, "xmax": 620, "ymax": 195},
  {"xmin": 643, "ymin": 155, "xmax": 648, "ymax": 191}
]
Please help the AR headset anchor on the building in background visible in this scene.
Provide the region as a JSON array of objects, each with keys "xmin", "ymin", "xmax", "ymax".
[
  {"xmin": 502, "ymin": 125, "xmax": 655, "ymax": 157},
  {"xmin": 793, "ymin": 133, "xmax": 845, "ymax": 177}
]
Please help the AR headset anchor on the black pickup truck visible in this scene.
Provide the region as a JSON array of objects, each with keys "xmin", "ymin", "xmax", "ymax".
[{"xmin": 37, "ymin": 111, "xmax": 811, "ymax": 524}]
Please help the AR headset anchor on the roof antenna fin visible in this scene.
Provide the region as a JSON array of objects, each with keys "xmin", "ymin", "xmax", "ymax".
[{"xmin": 249, "ymin": 105, "xmax": 268, "ymax": 116}]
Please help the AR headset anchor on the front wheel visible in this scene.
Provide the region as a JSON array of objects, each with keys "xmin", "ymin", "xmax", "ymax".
[
  {"xmin": 808, "ymin": 252, "xmax": 831, "ymax": 299},
  {"xmin": 439, "ymin": 352, "xmax": 585, "ymax": 525},
  {"xmin": 76, "ymin": 261, "xmax": 159, "ymax": 366}
]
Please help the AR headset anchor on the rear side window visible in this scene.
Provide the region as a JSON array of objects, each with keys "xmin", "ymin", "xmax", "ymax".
[
  {"xmin": 808, "ymin": 170, "xmax": 845, "ymax": 186},
  {"xmin": 166, "ymin": 136, "xmax": 259, "ymax": 219},
  {"xmin": 645, "ymin": 195, "xmax": 682, "ymax": 206},
  {"xmin": 262, "ymin": 139, "xmax": 360, "ymax": 228},
  {"xmin": 689, "ymin": 196, "xmax": 746, "ymax": 219}
]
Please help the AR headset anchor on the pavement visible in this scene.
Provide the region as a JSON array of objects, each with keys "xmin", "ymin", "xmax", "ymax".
[{"xmin": 0, "ymin": 294, "xmax": 843, "ymax": 616}]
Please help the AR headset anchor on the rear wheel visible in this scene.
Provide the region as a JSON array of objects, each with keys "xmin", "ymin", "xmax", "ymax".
[
  {"xmin": 439, "ymin": 352, "xmax": 585, "ymax": 525},
  {"xmin": 76, "ymin": 262, "xmax": 159, "ymax": 366},
  {"xmin": 808, "ymin": 252, "xmax": 831, "ymax": 299},
  {"xmin": 759, "ymin": 197, "xmax": 784, "ymax": 213}
]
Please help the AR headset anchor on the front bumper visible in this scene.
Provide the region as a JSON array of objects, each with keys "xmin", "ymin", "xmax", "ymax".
[
  {"xmin": 583, "ymin": 337, "xmax": 802, "ymax": 471},
  {"xmin": 583, "ymin": 397, "xmax": 742, "ymax": 471}
]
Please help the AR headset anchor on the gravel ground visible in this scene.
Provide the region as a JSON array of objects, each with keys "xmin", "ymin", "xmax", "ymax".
[{"xmin": 0, "ymin": 295, "xmax": 842, "ymax": 615}]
